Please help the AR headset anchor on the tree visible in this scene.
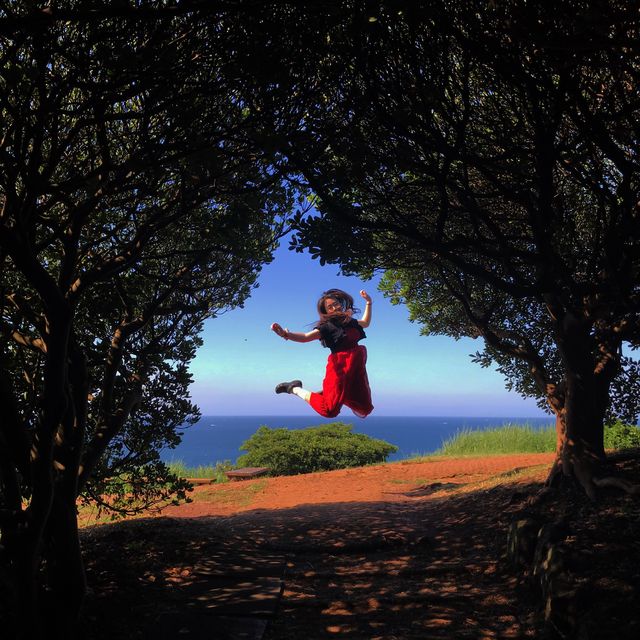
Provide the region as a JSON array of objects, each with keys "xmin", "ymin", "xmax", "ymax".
[
  {"xmin": 378, "ymin": 264, "xmax": 640, "ymax": 449},
  {"xmin": 0, "ymin": 4, "xmax": 297, "ymax": 636},
  {"xmin": 238, "ymin": 1, "xmax": 640, "ymax": 495}
]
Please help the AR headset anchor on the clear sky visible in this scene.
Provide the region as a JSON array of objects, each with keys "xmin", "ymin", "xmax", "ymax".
[{"xmin": 188, "ymin": 240, "xmax": 548, "ymax": 418}]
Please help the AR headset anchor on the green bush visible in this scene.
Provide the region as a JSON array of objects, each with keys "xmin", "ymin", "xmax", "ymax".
[
  {"xmin": 604, "ymin": 421, "xmax": 640, "ymax": 450},
  {"xmin": 236, "ymin": 422, "xmax": 398, "ymax": 476}
]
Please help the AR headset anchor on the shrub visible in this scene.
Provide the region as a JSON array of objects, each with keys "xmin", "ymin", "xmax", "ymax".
[
  {"xmin": 236, "ymin": 422, "xmax": 398, "ymax": 476},
  {"xmin": 604, "ymin": 421, "xmax": 640, "ymax": 450}
]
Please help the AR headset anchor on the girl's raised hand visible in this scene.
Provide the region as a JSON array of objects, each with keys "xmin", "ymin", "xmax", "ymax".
[
  {"xmin": 360, "ymin": 290, "xmax": 372, "ymax": 303},
  {"xmin": 271, "ymin": 322, "xmax": 288, "ymax": 339}
]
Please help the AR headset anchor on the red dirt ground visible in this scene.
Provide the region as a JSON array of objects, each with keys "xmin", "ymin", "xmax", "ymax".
[
  {"xmin": 80, "ymin": 452, "xmax": 640, "ymax": 640},
  {"xmin": 159, "ymin": 452, "xmax": 555, "ymax": 518}
]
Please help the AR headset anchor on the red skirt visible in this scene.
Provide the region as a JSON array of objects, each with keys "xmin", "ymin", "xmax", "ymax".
[{"xmin": 308, "ymin": 345, "xmax": 373, "ymax": 418}]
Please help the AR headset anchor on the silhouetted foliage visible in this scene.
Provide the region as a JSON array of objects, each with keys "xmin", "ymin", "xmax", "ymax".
[
  {"xmin": 0, "ymin": 2, "xmax": 299, "ymax": 636},
  {"xmin": 235, "ymin": 0, "xmax": 640, "ymax": 495}
]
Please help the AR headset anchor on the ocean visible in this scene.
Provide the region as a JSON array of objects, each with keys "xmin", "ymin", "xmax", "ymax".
[{"xmin": 160, "ymin": 415, "xmax": 554, "ymax": 467}]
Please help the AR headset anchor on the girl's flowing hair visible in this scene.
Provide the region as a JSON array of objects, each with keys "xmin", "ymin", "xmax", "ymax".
[{"xmin": 315, "ymin": 289, "xmax": 360, "ymax": 326}]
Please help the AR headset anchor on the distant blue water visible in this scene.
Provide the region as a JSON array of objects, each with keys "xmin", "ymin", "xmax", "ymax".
[{"xmin": 161, "ymin": 415, "xmax": 554, "ymax": 466}]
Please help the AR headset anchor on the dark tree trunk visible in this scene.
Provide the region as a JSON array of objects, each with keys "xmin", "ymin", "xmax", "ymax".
[
  {"xmin": 549, "ymin": 370, "xmax": 608, "ymax": 498},
  {"xmin": 11, "ymin": 525, "xmax": 45, "ymax": 640},
  {"xmin": 42, "ymin": 494, "xmax": 86, "ymax": 639},
  {"xmin": 547, "ymin": 311, "xmax": 619, "ymax": 497},
  {"xmin": 12, "ymin": 308, "xmax": 72, "ymax": 638},
  {"xmin": 562, "ymin": 367, "xmax": 607, "ymax": 461},
  {"xmin": 42, "ymin": 341, "xmax": 89, "ymax": 637}
]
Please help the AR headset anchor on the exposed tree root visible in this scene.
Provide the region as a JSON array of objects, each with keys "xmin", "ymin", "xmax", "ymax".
[
  {"xmin": 546, "ymin": 450, "xmax": 640, "ymax": 498},
  {"xmin": 572, "ymin": 457, "xmax": 597, "ymax": 501},
  {"xmin": 546, "ymin": 458, "xmax": 596, "ymax": 500},
  {"xmin": 545, "ymin": 458, "xmax": 562, "ymax": 488},
  {"xmin": 592, "ymin": 476, "xmax": 640, "ymax": 495},
  {"xmin": 546, "ymin": 456, "xmax": 597, "ymax": 501},
  {"xmin": 605, "ymin": 447, "xmax": 640, "ymax": 464}
]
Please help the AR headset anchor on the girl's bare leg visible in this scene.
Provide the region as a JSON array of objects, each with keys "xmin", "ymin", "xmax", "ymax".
[{"xmin": 292, "ymin": 386, "xmax": 311, "ymax": 402}]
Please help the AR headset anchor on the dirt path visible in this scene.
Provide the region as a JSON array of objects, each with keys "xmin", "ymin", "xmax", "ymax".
[
  {"xmin": 82, "ymin": 453, "xmax": 558, "ymax": 639},
  {"xmin": 159, "ymin": 452, "xmax": 555, "ymax": 518}
]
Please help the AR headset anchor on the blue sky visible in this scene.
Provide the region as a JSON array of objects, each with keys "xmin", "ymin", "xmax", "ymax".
[{"xmin": 188, "ymin": 241, "xmax": 548, "ymax": 418}]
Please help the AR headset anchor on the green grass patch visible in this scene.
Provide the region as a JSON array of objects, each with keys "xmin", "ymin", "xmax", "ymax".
[
  {"xmin": 166, "ymin": 459, "xmax": 234, "ymax": 483},
  {"xmin": 421, "ymin": 420, "xmax": 640, "ymax": 458},
  {"xmin": 434, "ymin": 423, "xmax": 556, "ymax": 457}
]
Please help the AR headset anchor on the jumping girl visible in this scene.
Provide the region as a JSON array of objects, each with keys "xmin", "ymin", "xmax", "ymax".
[{"xmin": 270, "ymin": 289, "xmax": 374, "ymax": 418}]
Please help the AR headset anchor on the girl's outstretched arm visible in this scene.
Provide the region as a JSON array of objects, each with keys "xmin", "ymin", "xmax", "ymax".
[
  {"xmin": 271, "ymin": 322, "xmax": 320, "ymax": 343},
  {"xmin": 358, "ymin": 290, "xmax": 372, "ymax": 328}
]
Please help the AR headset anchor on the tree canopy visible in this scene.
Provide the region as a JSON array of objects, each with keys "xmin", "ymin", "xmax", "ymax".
[
  {"xmin": 235, "ymin": 0, "xmax": 640, "ymax": 495},
  {"xmin": 0, "ymin": 4, "xmax": 299, "ymax": 636},
  {"xmin": 2, "ymin": 0, "xmax": 640, "ymax": 635}
]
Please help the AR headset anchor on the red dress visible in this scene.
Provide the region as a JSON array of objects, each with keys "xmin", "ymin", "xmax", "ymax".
[{"xmin": 308, "ymin": 321, "xmax": 374, "ymax": 419}]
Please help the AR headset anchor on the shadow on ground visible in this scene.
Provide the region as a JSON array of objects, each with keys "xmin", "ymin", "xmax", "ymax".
[
  {"xmin": 81, "ymin": 484, "xmax": 541, "ymax": 639},
  {"xmin": 80, "ymin": 456, "xmax": 640, "ymax": 640}
]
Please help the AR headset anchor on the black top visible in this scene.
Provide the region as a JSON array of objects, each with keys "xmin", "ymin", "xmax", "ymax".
[{"xmin": 317, "ymin": 318, "xmax": 366, "ymax": 353}]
